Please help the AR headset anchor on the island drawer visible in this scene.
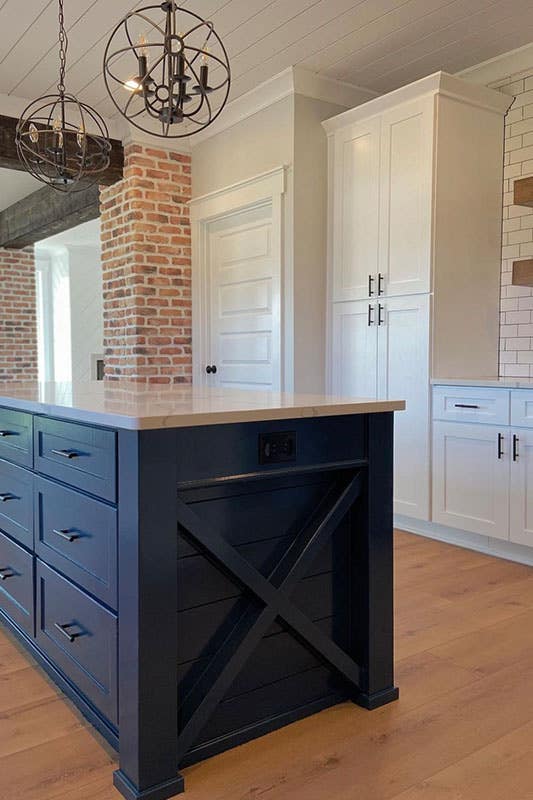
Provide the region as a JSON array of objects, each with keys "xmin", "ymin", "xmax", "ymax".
[
  {"xmin": 34, "ymin": 417, "xmax": 116, "ymax": 502},
  {"xmin": 36, "ymin": 560, "xmax": 117, "ymax": 725},
  {"xmin": 35, "ymin": 478, "xmax": 117, "ymax": 608},
  {"xmin": 511, "ymin": 390, "xmax": 533, "ymax": 428},
  {"xmin": 0, "ymin": 531, "xmax": 33, "ymax": 637},
  {"xmin": 0, "ymin": 408, "xmax": 33, "ymax": 468},
  {"xmin": 0, "ymin": 459, "xmax": 33, "ymax": 549},
  {"xmin": 432, "ymin": 386, "xmax": 510, "ymax": 425}
]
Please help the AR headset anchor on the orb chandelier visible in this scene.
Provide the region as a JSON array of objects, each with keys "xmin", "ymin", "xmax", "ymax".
[
  {"xmin": 103, "ymin": 1, "xmax": 231, "ymax": 139},
  {"xmin": 15, "ymin": 0, "xmax": 111, "ymax": 192}
]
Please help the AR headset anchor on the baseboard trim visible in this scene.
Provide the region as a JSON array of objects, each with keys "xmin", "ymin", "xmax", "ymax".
[{"xmin": 394, "ymin": 515, "xmax": 533, "ymax": 567}]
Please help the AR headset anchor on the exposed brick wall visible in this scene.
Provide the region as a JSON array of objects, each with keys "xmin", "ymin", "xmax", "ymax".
[
  {"xmin": 99, "ymin": 143, "xmax": 192, "ymax": 383},
  {"xmin": 491, "ymin": 70, "xmax": 533, "ymax": 377},
  {"xmin": 0, "ymin": 248, "xmax": 37, "ymax": 381}
]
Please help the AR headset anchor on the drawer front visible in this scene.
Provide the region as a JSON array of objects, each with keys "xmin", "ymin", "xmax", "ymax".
[
  {"xmin": 433, "ymin": 386, "xmax": 510, "ymax": 426},
  {"xmin": 0, "ymin": 408, "xmax": 32, "ymax": 468},
  {"xmin": 35, "ymin": 478, "xmax": 117, "ymax": 608},
  {"xmin": 34, "ymin": 417, "xmax": 116, "ymax": 502},
  {"xmin": 511, "ymin": 390, "xmax": 533, "ymax": 429},
  {"xmin": 0, "ymin": 531, "xmax": 33, "ymax": 636},
  {"xmin": 0, "ymin": 459, "xmax": 33, "ymax": 549},
  {"xmin": 36, "ymin": 561, "xmax": 117, "ymax": 725}
]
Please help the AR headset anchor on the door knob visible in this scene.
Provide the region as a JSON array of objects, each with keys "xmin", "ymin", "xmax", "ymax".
[{"xmin": 206, "ymin": 365, "xmax": 217, "ymax": 375}]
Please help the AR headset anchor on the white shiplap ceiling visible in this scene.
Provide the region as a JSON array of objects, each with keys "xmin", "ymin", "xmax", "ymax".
[{"xmin": 1, "ymin": 0, "xmax": 533, "ymax": 121}]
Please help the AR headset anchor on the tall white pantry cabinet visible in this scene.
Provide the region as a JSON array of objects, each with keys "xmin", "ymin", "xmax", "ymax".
[{"xmin": 323, "ymin": 72, "xmax": 511, "ymax": 521}]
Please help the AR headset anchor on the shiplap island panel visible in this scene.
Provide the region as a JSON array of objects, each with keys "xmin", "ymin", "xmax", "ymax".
[{"xmin": 0, "ymin": 381, "xmax": 404, "ymax": 800}]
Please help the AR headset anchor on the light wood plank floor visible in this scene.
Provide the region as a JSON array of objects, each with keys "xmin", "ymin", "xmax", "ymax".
[{"xmin": 4, "ymin": 531, "xmax": 533, "ymax": 800}]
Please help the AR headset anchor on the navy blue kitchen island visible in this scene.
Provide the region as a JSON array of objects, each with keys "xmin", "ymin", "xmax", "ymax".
[{"xmin": 0, "ymin": 382, "xmax": 404, "ymax": 800}]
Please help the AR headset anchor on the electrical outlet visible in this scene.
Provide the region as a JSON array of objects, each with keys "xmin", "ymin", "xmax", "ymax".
[{"xmin": 258, "ymin": 431, "xmax": 297, "ymax": 465}]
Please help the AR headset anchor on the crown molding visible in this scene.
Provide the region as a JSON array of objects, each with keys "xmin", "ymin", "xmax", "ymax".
[
  {"xmin": 322, "ymin": 70, "xmax": 511, "ymax": 135},
  {"xmin": 457, "ymin": 42, "xmax": 533, "ymax": 86},
  {"xmin": 189, "ymin": 66, "xmax": 377, "ymax": 147}
]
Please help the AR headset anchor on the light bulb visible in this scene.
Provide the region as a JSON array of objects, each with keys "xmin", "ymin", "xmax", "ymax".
[
  {"xmin": 77, "ymin": 124, "xmax": 86, "ymax": 150},
  {"xmin": 124, "ymin": 78, "xmax": 142, "ymax": 92},
  {"xmin": 29, "ymin": 123, "xmax": 39, "ymax": 144},
  {"xmin": 138, "ymin": 34, "xmax": 148, "ymax": 57},
  {"xmin": 52, "ymin": 117, "xmax": 63, "ymax": 149}
]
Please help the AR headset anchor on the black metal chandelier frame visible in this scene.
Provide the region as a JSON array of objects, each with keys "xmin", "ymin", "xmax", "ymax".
[
  {"xmin": 103, "ymin": 1, "xmax": 231, "ymax": 139},
  {"xmin": 15, "ymin": 0, "xmax": 112, "ymax": 192}
]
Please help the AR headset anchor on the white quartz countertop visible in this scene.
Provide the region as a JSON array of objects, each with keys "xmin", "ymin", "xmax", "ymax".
[
  {"xmin": 431, "ymin": 378, "xmax": 533, "ymax": 389},
  {"xmin": 0, "ymin": 382, "xmax": 406, "ymax": 431}
]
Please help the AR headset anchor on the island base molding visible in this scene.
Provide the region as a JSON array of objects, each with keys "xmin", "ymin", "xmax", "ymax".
[{"xmin": 396, "ymin": 516, "xmax": 533, "ymax": 567}]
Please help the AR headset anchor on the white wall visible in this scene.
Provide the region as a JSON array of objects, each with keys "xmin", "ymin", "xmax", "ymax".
[{"xmin": 69, "ymin": 245, "xmax": 104, "ymax": 382}]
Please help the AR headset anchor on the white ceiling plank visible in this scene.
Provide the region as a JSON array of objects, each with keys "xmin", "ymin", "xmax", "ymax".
[
  {"xmin": 0, "ymin": 0, "xmax": 102, "ymax": 95},
  {"xmin": 306, "ymin": 0, "xmax": 493, "ymax": 78},
  {"xmin": 0, "ymin": 0, "xmax": 52, "ymax": 63},
  {"xmin": 354, "ymin": 0, "xmax": 533, "ymax": 89},
  {"xmin": 215, "ymin": 0, "xmax": 409, "ymax": 101},
  {"xmin": 366, "ymin": 2, "xmax": 533, "ymax": 92},
  {"xmin": 321, "ymin": 0, "xmax": 497, "ymax": 81}
]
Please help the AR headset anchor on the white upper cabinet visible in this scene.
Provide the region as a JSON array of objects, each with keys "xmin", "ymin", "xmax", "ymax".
[
  {"xmin": 378, "ymin": 98, "xmax": 433, "ymax": 297},
  {"xmin": 332, "ymin": 117, "xmax": 381, "ymax": 302}
]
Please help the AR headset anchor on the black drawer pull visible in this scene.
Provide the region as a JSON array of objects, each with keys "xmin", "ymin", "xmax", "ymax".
[
  {"xmin": 0, "ymin": 568, "xmax": 14, "ymax": 581},
  {"xmin": 53, "ymin": 528, "xmax": 79, "ymax": 543},
  {"xmin": 51, "ymin": 449, "xmax": 80, "ymax": 459},
  {"xmin": 454, "ymin": 404, "xmax": 480, "ymax": 409},
  {"xmin": 54, "ymin": 622, "xmax": 79, "ymax": 643},
  {"xmin": 0, "ymin": 493, "xmax": 15, "ymax": 502},
  {"xmin": 0, "ymin": 431, "xmax": 14, "ymax": 437}
]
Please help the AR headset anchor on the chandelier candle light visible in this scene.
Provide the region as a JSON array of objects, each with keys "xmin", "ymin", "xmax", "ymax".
[
  {"xmin": 103, "ymin": 1, "xmax": 231, "ymax": 139},
  {"xmin": 16, "ymin": 0, "xmax": 111, "ymax": 191}
]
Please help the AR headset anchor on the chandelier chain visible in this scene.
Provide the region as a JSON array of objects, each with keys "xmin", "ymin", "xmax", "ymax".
[{"xmin": 57, "ymin": 0, "xmax": 67, "ymax": 95}]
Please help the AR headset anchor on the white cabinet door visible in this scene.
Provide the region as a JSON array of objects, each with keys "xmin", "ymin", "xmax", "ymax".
[
  {"xmin": 379, "ymin": 97, "xmax": 433, "ymax": 297},
  {"xmin": 510, "ymin": 428, "xmax": 533, "ymax": 547},
  {"xmin": 433, "ymin": 421, "xmax": 510, "ymax": 539},
  {"xmin": 377, "ymin": 294, "xmax": 430, "ymax": 520},
  {"xmin": 332, "ymin": 117, "xmax": 381, "ymax": 302},
  {"xmin": 208, "ymin": 204, "xmax": 281, "ymax": 390},
  {"xmin": 331, "ymin": 301, "xmax": 378, "ymax": 399}
]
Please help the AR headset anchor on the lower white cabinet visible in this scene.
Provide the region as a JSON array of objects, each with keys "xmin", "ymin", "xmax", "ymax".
[
  {"xmin": 432, "ymin": 421, "xmax": 509, "ymax": 539},
  {"xmin": 432, "ymin": 387, "xmax": 533, "ymax": 548},
  {"xmin": 331, "ymin": 294, "xmax": 430, "ymax": 520},
  {"xmin": 510, "ymin": 428, "xmax": 533, "ymax": 547}
]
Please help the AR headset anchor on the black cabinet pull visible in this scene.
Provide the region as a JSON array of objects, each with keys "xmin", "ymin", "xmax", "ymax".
[
  {"xmin": 368, "ymin": 274, "xmax": 375, "ymax": 297},
  {"xmin": 498, "ymin": 433, "xmax": 505, "ymax": 460},
  {"xmin": 0, "ymin": 493, "xmax": 14, "ymax": 502},
  {"xmin": 367, "ymin": 304, "xmax": 374, "ymax": 327},
  {"xmin": 51, "ymin": 449, "xmax": 79, "ymax": 459},
  {"xmin": 0, "ymin": 568, "xmax": 14, "ymax": 581},
  {"xmin": 378, "ymin": 304, "xmax": 384, "ymax": 326},
  {"xmin": 378, "ymin": 273, "xmax": 385, "ymax": 296},
  {"xmin": 205, "ymin": 365, "xmax": 218, "ymax": 375},
  {"xmin": 513, "ymin": 434, "xmax": 520, "ymax": 462},
  {"xmin": 54, "ymin": 623, "xmax": 79, "ymax": 643},
  {"xmin": 454, "ymin": 404, "xmax": 480, "ymax": 409},
  {"xmin": 0, "ymin": 431, "xmax": 14, "ymax": 437},
  {"xmin": 53, "ymin": 528, "xmax": 79, "ymax": 543}
]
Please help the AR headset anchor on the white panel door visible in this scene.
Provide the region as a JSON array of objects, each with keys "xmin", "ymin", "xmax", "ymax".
[
  {"xmin": 332, "ymin": 116, "xmax": 381, "ymax": 302},
  {"xmin": 379, "ymin": 97, "xmax": 433, "ymax": 297},
  {"xmin": 331, "ymin": 301, "xmax": 378, "ymax": 399},
  {"xmin": 510, "ymin": 428, "xmax": 533, "ymax": 547},
  {"xmin": 432, "ymin": 421, "xmax": 510, "ymax": 539},
  {"xmin": 207, "ymin": 204, "xmax": 280, "ymax": 390},
  {"xmin": 377, "ymin": 294, "xmax": 430, "ymax": 520}
]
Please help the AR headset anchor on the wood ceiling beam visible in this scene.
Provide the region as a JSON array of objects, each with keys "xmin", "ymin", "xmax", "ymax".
[
  {"xmin": 0, "ymin": 183, "xmax": 100, "ymax": 249},
  {"xmin": 0, "ymin": 114, "xmax": 124, "ymax": 185}
]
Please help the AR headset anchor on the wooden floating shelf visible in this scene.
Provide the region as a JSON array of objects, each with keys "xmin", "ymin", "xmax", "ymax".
[
  {"xmin": 514, "ymin": 177, "xmax": 533, "ymax": 208},
  {"xmin": 512, "ymin": 259, "xmax": 533, "ymax": 287}
]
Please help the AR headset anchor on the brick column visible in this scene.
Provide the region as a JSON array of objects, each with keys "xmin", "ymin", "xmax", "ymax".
[
  {"xmin": 100, "ymin": 143, "xmax": 192, "ymax": 384},
  {"xmin": 0, "ymin": 248, "xmax": 38, "ymax": 382}
]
